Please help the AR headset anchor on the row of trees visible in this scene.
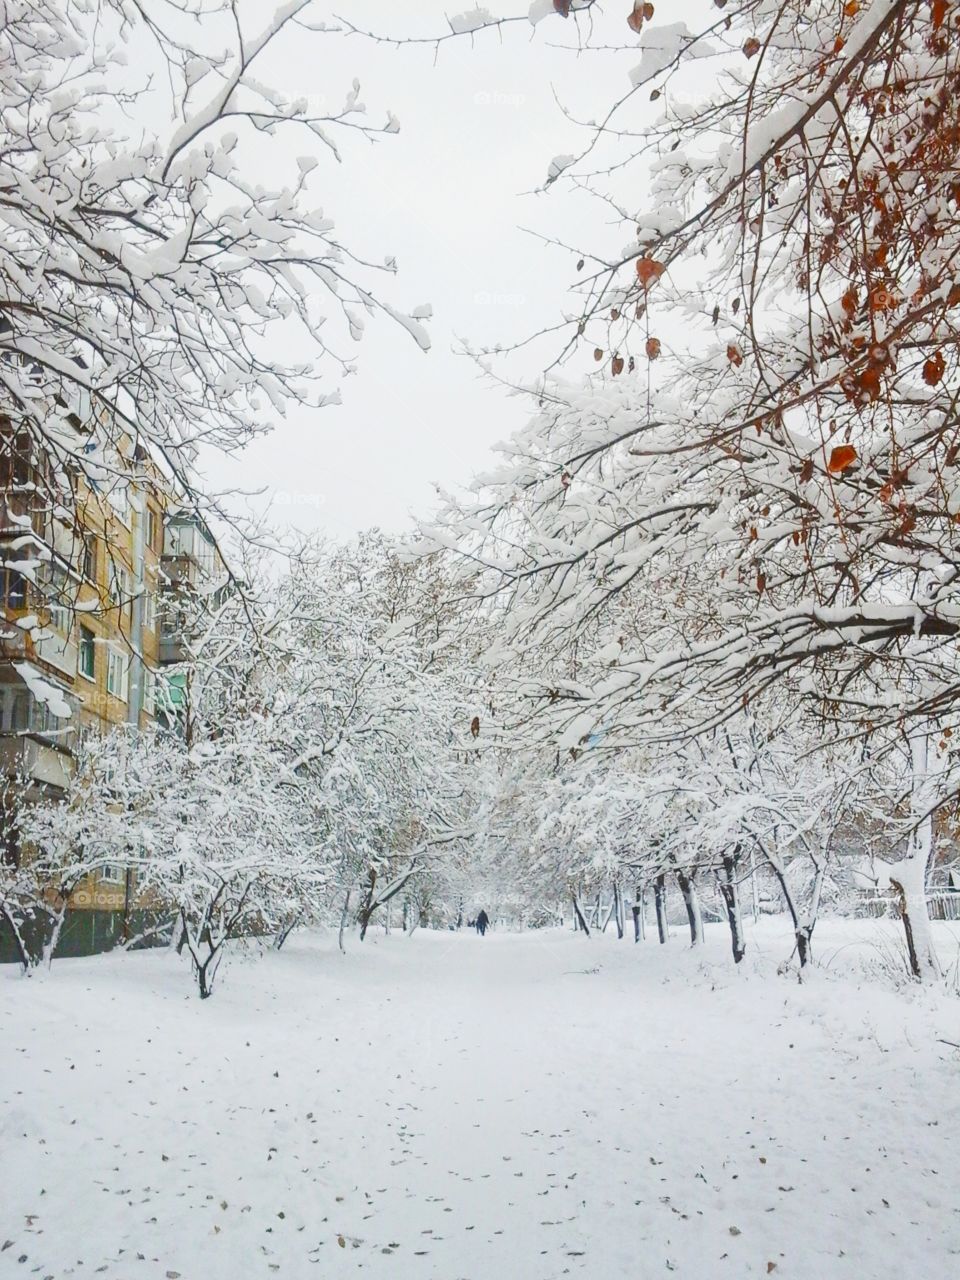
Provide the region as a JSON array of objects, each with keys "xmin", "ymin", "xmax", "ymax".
[
  {"xmin": 8, "ymin": 523, "xmax": 949, "ymax": 992},
  {"xmin": 4, "ymin": 1, "xmax": 958, "ymax": 992},
  {"xmin": 2, "ymin": 536, "xmax": 481, "ymax": 995},
  {"xmin": 0, "ymin": 2, "xmax": 452, "ymax": 997},
  {"xmin": 9, "ymin": 513, "xmax": 947, "ymax": 993},
  {"xmin": 478, "ymin": 713, "xmax": 955, "ymax": 976},
  {"xmin": 411, "ymin": 0, "xmax": 960, "ymax": 981}
]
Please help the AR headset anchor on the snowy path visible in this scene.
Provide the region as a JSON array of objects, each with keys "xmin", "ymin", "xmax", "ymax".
[{"xmin": 2, "ymin": 924, "xmax": 960, "ymax": 1279}]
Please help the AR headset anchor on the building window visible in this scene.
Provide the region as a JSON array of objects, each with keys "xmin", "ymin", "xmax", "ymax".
[
  {"xmin": 47, "ymin": 604, "xmax": 71, "ymax": 637},
  {"xmin": 147, "ymin": 507, "xmax": 162, "ymax": 554},
  {"xmin": 1, "ymin": 568, "xmax": 27, "ymax": 610},
  {"xmin": 0, "ymin": 431, "xmax": 34, "ymax": 488},
  {"xmin": 106, "ymin": 649, "xmax": 128, "ymax": 701},
  {"xmin": 81, "ymin": 534, "xmax": 97, "ymax": 583},
  {"xmin": 110, "ymin": 564, "xmax": 132, "ymax": 614},
  {"xmin": 100, "ymin": 863, "xmax": 125, "ymax": 886},
  {"xmin": 107, "ymin": 484, "xmax": 131, "ymax": 526},
  {"xmin": 79, "ymin": 626, "xmax": 96, "ymax": 681},
  {"xmin": 167, "ymin": 524, "xmax": 187, "ymax": 557},
  {"xmin": 196, "ymin": 532, "xmax": 215, "ymax": 578},
  {"xmin": 28, "ymin": 700, "xmax": 55, "ymax": 739},
  {"xmin": 0, "ymin": 688, "xmax": 28, "ymax": 733},
  {"xmin": 35, "ymin": 565, "xmax": 71, "ymax": 636},
  {"xmin": 0, "ymin": 687, "xmax": 67, "ymax": 742},
  {"xmin": 143, "ymin": 669, "xmax": 156, "ymax": 717},
  {"xmin": 142, "ymin": 591, "xmax": 156, "ymax": 632}
]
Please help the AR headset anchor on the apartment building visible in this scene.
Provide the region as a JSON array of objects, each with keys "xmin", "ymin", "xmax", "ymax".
[{"xmin": 0, "ymin": 407, "xmax": 224, "ymax": 959}]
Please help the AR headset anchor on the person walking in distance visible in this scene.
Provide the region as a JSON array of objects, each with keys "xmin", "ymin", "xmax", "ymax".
[{"xmin": 475, "ymin": 909, "xmax": 490, "ymax": 937}]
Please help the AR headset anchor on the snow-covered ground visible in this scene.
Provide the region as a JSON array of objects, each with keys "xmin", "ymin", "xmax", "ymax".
[{"xmin": 2, "ymin": 918, "xmax": 960, "ymax": 1279}]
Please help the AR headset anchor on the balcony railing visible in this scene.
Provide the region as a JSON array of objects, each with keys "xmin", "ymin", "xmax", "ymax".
[
  {"xmin": 0, "ymin": 733, "xmax": 74, "ymax": 791},
  {"xmin": 0, "ymin": 607, "xmax": 77, "ymax": 679},
  {"xmin": 0, "ymin": 490, "xmax": 47, "ymax": 541}
]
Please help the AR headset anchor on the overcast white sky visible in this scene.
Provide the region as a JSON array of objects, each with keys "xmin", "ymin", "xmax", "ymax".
[{"xmin": 207, "ymin": 1, "xmax": 649, "ymax": 540}]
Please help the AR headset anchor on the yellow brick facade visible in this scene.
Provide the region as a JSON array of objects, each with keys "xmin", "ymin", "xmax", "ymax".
[{"xmin": 1, "ymin": 417, "xmax": 191, "ymax": 919}]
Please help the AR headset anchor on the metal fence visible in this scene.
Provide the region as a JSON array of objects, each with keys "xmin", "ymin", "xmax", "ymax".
[
  {"xmin": 856, "ymin": 890, "xmax": 960, "ymax": 922},
  {"xmin": 0, "ymin": 908, "xmax": 174, "ymax": 965}
]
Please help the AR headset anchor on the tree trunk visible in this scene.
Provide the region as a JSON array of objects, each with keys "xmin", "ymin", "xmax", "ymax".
[
  {"xmin": 41, "ymin": 899, "xmax": 69, "ymax": 969},
  {"xmin": 890, "ymin": 828, "xmax": 941, "ymax": 981},
  {"xmin": 121, "ymin": 866, "xmax": 133, "ymax": 944},
  {"xmin": 654, "ymin": 875, "xmax": 668, "ymax": 944},
  {"xmin": 601, "ymin": 895, "xmax": 617, "ymax": 933},
  {"xmin": 178, "ymin": 912, "xmax": 224, "ymax": 1000},
  {"xmin": 1, "ymin": 904, "xmax": 32, "ymax": 973},
  {"xmin": 889, "ymin": 735, "xmax": 943, "ymax": 981},
  {"xmin": 767, "ymin": 856, "xmax": 808, "ymax": 966},
  {"xmin": 194, "ymin": 936, "xmax": 226, "ymax": 1000},
  {"xmin": 197, "ymin": 951, "xmax": 216, "ymax": 999},
  {"xmin": 676, "ymin": 870, "xmax": 704, "ymax": 946},
  {"xmin": 795, "ymin": 860, "xmax": 825, "ymax": 968},
  {"xmin": 358, "ymin": 868, "xmax": 377, "ymax": 942},
  {"xmin": 718, "ymin": 854, "xmax": 746, "ymax": 963},
  {"xmin": 274, "ymin": 916, "xmax": 298, "ymax": 951},
  {"xmin": 172, "ymin": 911, "xmax": 189, "ymax": 956},
  {"xmin": 748, "ymin": 843, "xmax": 760, "ymax": 923},
  {"xmin": 338, "ymin": 888, "xmax": 352, "ymax": 954},
  {"xmin": 613, "ymin": 881, "xmax": 625, "ymax": 939},
  {"xmin": 572, "ymin": 895, "xmax": 591, "ymax": 936},
  {"xmin": 632, "ymin": 885, "xmax": 647, "ymax": 942}
]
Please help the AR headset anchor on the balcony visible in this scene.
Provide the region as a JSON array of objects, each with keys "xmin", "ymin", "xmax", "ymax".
[
  {"xmin": 0, "ymin": 732, "xmax": 73, "ymax": 791},
  {"xmin": 0, "ymin": 606, "xmax": 77, "ymax": 679},
  {"xmin": 0, "ymin": 660, "xmax": 76, "ymax": 792},
  {"xmin": 159, "ymin": 552, "xmax": 200, "ymax": 591},
  {"xmin": 34, "ymin": 626, "xmax": 78, "ymax": 680},
  {"xmin": 159, "ymin": 632, "xmax": 187, "ymax": 665},
  {"xmin": 0, "ymin": 614, "xmax": 31, "ymax": 661},
  {"xmin": 0, "ymin": 489, "xmax": 47, "ymax": 543},
  {"xmin": 0, "ymin": 665, "xmax": 78, "ymax": 745}
]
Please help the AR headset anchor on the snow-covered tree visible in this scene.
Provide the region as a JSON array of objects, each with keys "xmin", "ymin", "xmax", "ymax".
[
  {"xmin": 1, "ymin": 1, "xmax": 429, "ymax": 526},
  {"xmin": 139, "ymin": 534, "xmax": 477, "ymax": 972},
  {"xmin": 271, "ymin": 538, "xmax": 476, "ymax": 941},
  {"xmin": 0, "ymin": 764, "xmax": 102, "ymax": 970},
  {"xmin": 17, "ymin": 711, "xmax": 326, "ymax": 996},
  {"xmin": 414, "ymin": 0, "xmax": 960, "ymax": 979}
]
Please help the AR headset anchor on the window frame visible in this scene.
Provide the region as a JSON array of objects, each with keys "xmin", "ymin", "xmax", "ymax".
[
  {"xmin": 110, "ymin": 563, "xmax": 133, "ymax": 616},
  {"xmin": 142, "ymin": 668, "xmax": 156, "ymax": 717},
  {"xmin": 1, "ymin": 568, "xmax": 28, "ymax": 610},
  {"xmin": 106, "ymin": 647, "xmax": 129, "ymax": 702},
  {"xmin": 146, "ymin": 506, "xmax": 162, "ymax": 555},
  {"xmin": 0, "ymin": 687, "xmax": 28, "ymax": 733},
  {"xmin": 107, "ymin": 484, "xmax": 132, "ymax": 528},
  {"xmin": 78, "ymin": 625, "xmax": 97, "ymax": 682},
  {"xmin": 45, "ymin": 599, "xmax": 71, "ymax": 637},
  {"xmin": 81, "ymin": 533, "xmax": 97, "ymax": 584}
]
